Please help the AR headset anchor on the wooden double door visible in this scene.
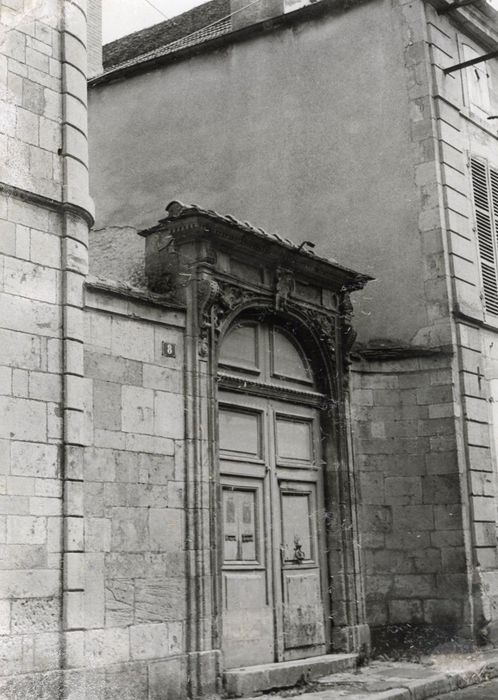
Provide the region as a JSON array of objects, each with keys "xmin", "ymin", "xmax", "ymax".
[{"xmin": 217, "ymin": 322, "xmax": 329, "ymax": 669}]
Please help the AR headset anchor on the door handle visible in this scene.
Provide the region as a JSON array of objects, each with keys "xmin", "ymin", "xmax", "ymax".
[{"xmin": 293, "ymin": 536, "xmax": 305, "ymax": 564}]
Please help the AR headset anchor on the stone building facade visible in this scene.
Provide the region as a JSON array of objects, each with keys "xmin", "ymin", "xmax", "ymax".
[
  {"xmin": 88, "ymin": 0, "xmax": 498, "ymax": 656},
  {"xmin": 3, "ymin": 0, "xmax": 498, "ymax": 697},
  {"xmin": 0, "ymin": 4, "xmax": 372, "ymax": 696},
  {"xmin": 0, "ymin": 0, "xmax": 94, "ymax": 696}
]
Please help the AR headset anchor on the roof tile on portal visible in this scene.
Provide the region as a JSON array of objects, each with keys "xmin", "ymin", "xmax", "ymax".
[
  {"xmin": 161, "ymin": 200, "xmax": 312, "ymax": 253},
  {"xmin": 140, "ymin": 201, "xmax": 373, "ymax": 288}
]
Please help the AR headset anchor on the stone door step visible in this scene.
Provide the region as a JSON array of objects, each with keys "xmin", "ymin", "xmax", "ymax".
[{"xmin": 224, "ymin": 652, "xmax": 358, "ymax": 697}]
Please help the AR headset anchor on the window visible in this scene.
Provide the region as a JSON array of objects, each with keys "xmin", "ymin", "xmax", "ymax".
[
  {"xmin": 471, "ymin": 157, "xmax": 498, "ymax": 316},
  {"xmin": 463, "ymin": 44, "xmax": 491, "ymax": 118}
]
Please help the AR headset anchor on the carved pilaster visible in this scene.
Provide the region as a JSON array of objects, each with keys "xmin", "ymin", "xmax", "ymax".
[
  {"xmin": 340, "ymin": 291, "xmax": 358, "ymax": 387},
  {"xmin": 197, "ymin": 278, "xmax": 220, "ymax": 358}
]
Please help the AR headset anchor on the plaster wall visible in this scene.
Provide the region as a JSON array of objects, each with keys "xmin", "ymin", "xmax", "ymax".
[{"xmin": 89, "ymin": 0, "xmax": 430, "ymax": 346}]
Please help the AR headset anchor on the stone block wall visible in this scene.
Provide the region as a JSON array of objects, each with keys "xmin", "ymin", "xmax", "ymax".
[
  {"xmin": 424, "ymin": 2, "xmax": 498, "ymax": 635},
  {"xmin": 0, "ymin": 193, "xmax": 65, "ymax": 693},
  {"xmin": 350, "ymin": 354, "xmax": 473, "ymax": 651},
  {"xmin": 0, "ymin": 0, "xmax": 92, "ymax": 694},
  {"xmin": 77, "ymin": 281, "xmax": 188, "ymax": 697}
]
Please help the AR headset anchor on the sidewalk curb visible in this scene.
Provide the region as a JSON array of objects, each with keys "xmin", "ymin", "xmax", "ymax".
[
  {"xmin": 347, "ymin": 655, "xmax": 498, "ymax": 699},
  {"xmin": 306, "ymin": 653, "xmax": 498, "ymax": 699}
]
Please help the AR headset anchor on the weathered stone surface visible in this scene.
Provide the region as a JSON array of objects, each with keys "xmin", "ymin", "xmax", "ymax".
[
  {"xmin": 11, "ymin": 597, "xmax": 59, "ymax": 632},
  {"xmin": 148, "ymin": 508, "xmax": 183, "ymax": 551},
  {"xmin": 111, "ymin": 507, "xmax": 148, "ymax": 552},
  {"xmin": 84, "ymin": 553, "xmax": 105, "ymax": 628},
  {"xmin": 85, "ymin": 350, "xmax": 142, "ymax": 385},
  {"xmin": 0, "ymin": 544, "xmax": 46, "ymax": 569},
  {"xmin": 138, "ymin": 453, "xmax": 174, "ymax": 484},
  {"xmin": 148, "ymin": 656, "xmax": 187, "ymax": 700},
  {"xmin": 34, "ymin": 632, "xmax": 60, "ymax": 671},
  {"xmin": 135, "ymin": 578, "xmax": 186, "ymax": 623},
  {"xmin": 84, "ymin": 481, "xmax": 105, "ymax": 517},
  {"xmin": 85, "ymin": 517, "xmax": 111, "ymax": 552},
  {"xmin": 105, "ymin": 553, "xmax": 145, "ymax": 579},
  {"xmin": 93, "ymin": 380, "xmax": 121, "ymax": 431},
  {"xmin": 121, "ymin": 386, "xmax": 154, "ymax": 434},
  {"xmin": 0, "ymin": 569, "xmax": 59, "ymax": 598},
  {"xmin": 129, "ymin": 622, "xmax": 169, "ymax": 660},
  {"xmin": 84, "ymin": 628, "xmax": 130, "ymax": 667},
  {"xmin": 10, "ymin": 441, "xmax": 59, "ymax": 479},
  {"xmin": 104, "ymin": 662, "xmax": 148, "ymax": 700},
  {"xmin": 105, "ymin": 579, "xmax": 134, "ymax": 626}
]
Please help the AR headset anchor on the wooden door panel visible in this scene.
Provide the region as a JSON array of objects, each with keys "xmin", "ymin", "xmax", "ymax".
[
  {"xmin": 279, "ymin": 482, "xmax": 326, "ymax": 655},
  {"xmin": 281, "ymin": 491, "xmax": 313, "ymax": 564},
  {"xmin": 223, "ymin": 571, "xmax": 274, "ymax": 667},
  {"xmin": 221, "ymin": 478, "xmax": 273, "ymax": 668},
  {"xmin": 276, "ymin": 416, "xmax": 314, "ymax": 464},
  {"xmin": 217, "ymin": 320, "xmax": 330, "ymax": 669},
  {"xmin": 219, "ymin": 405, "xmax": 263, "ymax": 461},
  {"xmin": 223, "ymin": 488, "xmax": 258, "ymax": 562},
  {"xmin": 282, "ymin": 570, "xmax": 326, "ymax": 649}
]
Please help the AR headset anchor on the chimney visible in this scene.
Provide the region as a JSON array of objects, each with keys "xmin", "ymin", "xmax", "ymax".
[
  {"xmin": 231, "ymin": 0, "xmax": 317, "ymax": 31},
  {"xmin": 87, "ymin": 0, "xmax": 103, "ymax": 77}
]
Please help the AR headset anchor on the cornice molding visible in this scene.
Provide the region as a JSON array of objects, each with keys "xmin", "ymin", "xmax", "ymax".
[
  {"xmin": 85, "ymin": 276, "xmax": 185, "ymax": 310},
  {"xmin": 0, "ymin": 182, "xmax": 95, "ymax": 227},
  {"xmin": 217, "ymin": 371, "xmax": 328, "ymax": 407},
  {"xmin": 353, "ymin": 343, "xmax": 454, "ymax": 361}
]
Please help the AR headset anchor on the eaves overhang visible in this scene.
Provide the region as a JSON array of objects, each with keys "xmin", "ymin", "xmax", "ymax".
[
  {"xmin": 89, "ymin": 0, "xmax": 372, "ymax": 89},
  {"xmin": 139, "ymin": 200, "xmax": 373, "ymax": 293}
]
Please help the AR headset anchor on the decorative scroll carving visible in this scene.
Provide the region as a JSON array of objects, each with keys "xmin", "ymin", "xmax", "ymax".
[
  {"xmin": 197, "ymin": 279, "xmax": 260, "ymax": 357},
  {"xmin": 212, "ymin": 282, "xmax": 259, "ymax": 336},
  {"xmin": 275, "ymin": 268, "xmax": 295, "ymax": 310},
  {"xmin": 340, "ymin": 291, "xmax": 357, "ymax": 387},
  {"xmin": 196, "ymin": 276, "xmax": 351, "ymax": 379},
  {"xmin": 197, "ymin": 278, "xmax": 220, "ymax": 358},
  {"xmin": 300, "ymin": 307, "xmax": 337, "ymax": 359}
]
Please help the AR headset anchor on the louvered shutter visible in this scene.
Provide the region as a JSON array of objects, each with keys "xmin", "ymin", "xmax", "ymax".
[{"xmin": 471, "ymin": 157, "xmax": 498, "ymax": 316}]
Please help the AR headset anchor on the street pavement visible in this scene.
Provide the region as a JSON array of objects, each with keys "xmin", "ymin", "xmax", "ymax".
[
  {"xmin": 244, "ymin": 650, "xmax": 498, "ymax": 699},
  {"xmin": 436, "ymin": 677, "xmax": 498, "ymax": 698}
]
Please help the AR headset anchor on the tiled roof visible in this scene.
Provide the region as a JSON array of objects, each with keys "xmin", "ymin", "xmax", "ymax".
[
  {"xmin": 142, "ymin": 201, "xmax": 373, "ymax": 286},
  {"xmin": 163, "ymin": 200, "xmax": 318, "ymax": 256},
  {"xmin": 102, "ymin": 0, "xmax": 231, "ymax": 73}
]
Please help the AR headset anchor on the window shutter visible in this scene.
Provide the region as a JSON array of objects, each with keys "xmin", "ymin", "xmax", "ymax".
[{"xmin": 471, "ymin": 157, "xmax": 498, "ymax": 316}]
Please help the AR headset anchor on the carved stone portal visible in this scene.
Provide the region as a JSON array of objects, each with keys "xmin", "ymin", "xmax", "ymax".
[{"xmin": 139, "ymin": 201, "xmax": 372, "ymax": 692}]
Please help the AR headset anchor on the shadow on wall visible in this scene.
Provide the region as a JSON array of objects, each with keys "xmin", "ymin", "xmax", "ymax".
[{"xmin": 89, "ymin": 226, "xmax": 146, "ymax": 285}]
